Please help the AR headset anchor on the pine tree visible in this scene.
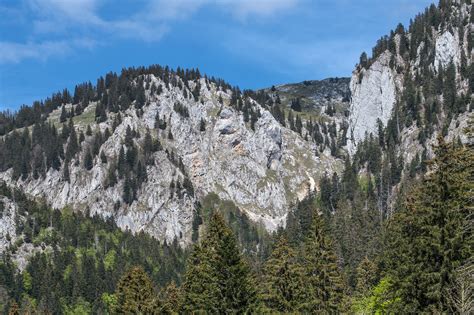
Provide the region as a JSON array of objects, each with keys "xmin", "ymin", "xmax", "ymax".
[
  {"xmin": 84, "ymin": 150, "xmax": 93, "ymax": 171},
  {"xmin": 159, "ymin": 281, "xmax": 182, "ymax": 314},
  {"xmin": 181, "ymin": 245, "xmax": 220, "ymax": 312},
  {"xmin": 359, "ymin": 52, "xmax": 368, "ymax": 68},
  {"xmin": 355, "ymin": 256, "xmax": 378, "ymax": 296},
  {"xmin": 443, "ymin": 61, "xmax": 456, "ymax": 113},
  {"xmin": 63, "ymin": 162, "xmax": 70, "ymax": 182},
  {"xmin": 115, "ymin": 266, "xmax": 158, "ymax": 314},
  {"xmin": 260, "ymin": 236, "xmax": 305, "ymax": 312},
  {"xmin": 60, "ymin": 106, "xmax": 67, "ymax": 123},
  {"xmin": 181, "ymin": 212, "xmax": 256, "ymax": 313},
  {"xmin": 300, "ymin": 214, "xmax": 344, "ymax": 313},
  {"xmin": 200, "ymin": 118, "xmax": 206, "ymax": 132},
  {"xmin": 384, "ymin": 137, "xmax": 474, "ymax": 313},
  {"xmin": 65, "ymin": 123, "xmax": 79, "ymax": 162}
]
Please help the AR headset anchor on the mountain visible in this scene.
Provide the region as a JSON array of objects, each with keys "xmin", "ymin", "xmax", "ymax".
[
  {"xmin": 0, "ymin": 68, "xmax": 346, "ymax": 248},
  {"xmin": 0, "ymin": 0, "xmax": 472, "ymax": 313},
  {"xmin": 0, "ymin": 0, "xmax": 472, "ymax": 255}
]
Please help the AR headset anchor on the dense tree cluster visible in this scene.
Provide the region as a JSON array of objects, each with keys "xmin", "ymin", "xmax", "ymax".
[{"xmin": 0, "ymin": 183, "xmax": 186, "ymax": 314}]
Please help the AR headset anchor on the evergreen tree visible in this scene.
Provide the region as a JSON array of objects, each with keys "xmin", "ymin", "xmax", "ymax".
[
  {"xmin": 159, "ymin": 281, "xmax": 182, "ymax": 314},
  {"xmin": 181, "ymin": 212, "xmax": 256, "ymax": 313},
  {"xmin": 443, "ymin": 61, "xmax": 456, "ymax": 113},
  {"xmin": 199, "ymin": 118, "xmax": 206, "ymax": 132},
  {"xmin": 384, "ymin": 137, "xmax": 474, "ymax": 313},
  {"xmin": 63, "ymin": 162, "xmax": 70, "ymax": 182},
  {"xmin": 115, "ymin": 266, "xmax": 158, "ymax": 314},
  {"xmin": 60, "ymin": 106, "xmax": 67, "ymax": 123},
  {"xmin": 299, "ymin": 214, "xmax": 344, "ymax": 313},
  {"xmin": 65, "ymin": 122, "xmax": 79, "ymax": 162},
  {"xmin": 260, "ymin": 236, "xmax": 305, "ymax": 312},
  {"xmin": 355, "ymin": 256, "xmax": 378, "ymax": 296},
  {"xmin": 84, "ymin": 150, "xmax": 93, "ymax": 171},
  {"xmin": 181, "ymin": 245, "xmax": 220, "ymax": 312}
]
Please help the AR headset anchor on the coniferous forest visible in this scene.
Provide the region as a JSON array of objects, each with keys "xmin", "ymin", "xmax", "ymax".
[
  {"xmin": 1, "ymin": 0, "xmax": 473, "ymax": 314},
  {"xmin": 1, "ymin": 135, "xmax": 472, "ymax": 313}
]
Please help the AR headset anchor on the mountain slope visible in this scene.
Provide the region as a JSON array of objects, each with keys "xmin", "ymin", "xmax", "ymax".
[{"xmin": 0, "ymin": 70, "xmax": 342, "ymax": 246}]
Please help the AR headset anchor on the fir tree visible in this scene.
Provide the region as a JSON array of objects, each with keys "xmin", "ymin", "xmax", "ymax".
[
  {"xmin": 159, "ymin": 281, "xmax": 182, "ymax": 314},
  {"xmin": 84, "ymin": 150, "xmax": 93, "ymax": 171},
  {"xmin": 299, "ymin": 214, "xmax": 344, "ymax": 313},
  {"xmin": 355, "ymin": 256, "xmax": 378, "ymax": 296},
  {"xmin": 260, "ymin": 236, "xmax": 305, "ymax": 312},
  {"xmin": 60, "ymin": 106, "xmax": 67, "ymax": 123},
  {"xmin": 181, "ymin": 212, "xmax": 256, "ymax": 313},
  {"xmin": 115, "ymin": 266, "xmax": 158, "ymax": 314},
  {"xmin": 384, "ymin": 137, "xmax": 474, "ymax": 313}
]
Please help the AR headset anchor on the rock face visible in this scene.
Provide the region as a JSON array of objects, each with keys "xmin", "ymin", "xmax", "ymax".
[
  {"xmin": 263, "ymin": 77, "xmax": 351, "ymax": 113},
  {"xmin": 348, "ymin": 52, "xmax": 398, "ymax": 152},
  {"xmin": 0, "ymin": 76, "xmax": 340, "ymax": 246},
  {"xmin": 1, "ymin": 0, "xmax": 471, "ymax": 252},
  {"xmin": 0, "ymin": 197, "xmax": 16, "ymax": 253},
  {"xmin": 434, "ymin": 30, "xmax": 460, "ymax": 68},
  {"xmin": 348, "ymin": 0, "xmax": 472, "ymax": 155}
]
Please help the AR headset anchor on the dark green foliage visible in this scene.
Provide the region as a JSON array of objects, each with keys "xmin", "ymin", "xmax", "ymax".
[
  {"xmin": 115, "ymin": 266, "xmax": 158, "ymax": 313},
  {"xmin": 59, "ymin": 105, "xmax": 68, "ymax": 123},
  {"xmin": 443, "ymin": 61, "xmax": 457, "ymax": 113},
  {"xmin": 173, "ymin": 102, "xmax": 189, "ymax": 118},
  {"xmin": 260, "ymin": 236, "xmax": 305, "ymax": 312},
  {"xmin": 158, "ymin": 281, "xmax": 182, "ymax": 313},
  {"xmin": 290, "ymin": 98, "xmax": 302, "ymax": 112},
  {"xmin": 359, "ymin": 52, "xmax": 368, "ymax": 68},
  {"xmin": 299, "ymin": 214, "xmax": 344, "ymax": 313},
  {"xmin": 83, "ymin": 150, "xmax": 93, "ymax": 170},
  {"xmin": 199, "ymin": 117, "xmax": 206, "ymax": 131},
  {"xmin": 181, "ymin": 212, "xmax": 257, "ymax": 313},
  {"xmin": 0, "ymin": 183, "xmax": 186, "ymax": 314},
  {"xmin": 383, "ymin": 139, "xmax": 473, "ymax": 313}
]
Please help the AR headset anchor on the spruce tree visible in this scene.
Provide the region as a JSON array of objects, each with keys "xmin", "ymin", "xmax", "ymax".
[
  {"xmin": 84, "ymin": 150, "xmax": 93, "ymax": 171},
  {"xmin": 384, "ymin": 137, "xmax": 474, "ymax": 313},
  {"xmin": 181, "ymin": 245, "xmax": 220, "ymax": 312},
  {"xmin": 159, "ymin": 281, "xmax": 182, "ymax": 314},
  {"xmin": 60, "ymin": 106, "xmax": 67, "ymax": 123},
  {"xmin": 260, "ymin": 236, "xmax": 305, "ymax": 312},
  {"xmin": 300, "ymin": 214, "xmax": 344, "ymax": 313},
  {"xmin": 355, "ymin": 256, "xmax": 378, "ymax": 296},
  {"xmin": 181, "ymin": 212, "xmax": 256, "ymax": 313},
  {"xmin": 115, "ymin": 266, "xmax": 158, "ymax": 314}
]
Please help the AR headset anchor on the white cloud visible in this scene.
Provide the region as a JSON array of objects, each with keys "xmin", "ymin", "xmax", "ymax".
[
  {"xmin": 145, "ymin": 0, "xmax": 299, "ymax": 20},
  {"xmin": 1, "ymin": 0, "xmax": 299, "ymax": 63},
  {"xmin": 0, "ymin": 39, "xmax": 96, "ymax": 64},
  {"xmin": 220, "ymin": 0, "xmax": 299, "ymax": 20}
]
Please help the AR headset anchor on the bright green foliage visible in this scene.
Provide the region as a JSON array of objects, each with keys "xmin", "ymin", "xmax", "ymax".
[
  {"xmin": 351, "ymin": 276, "xmax": 401, "ymax": 314},
  {"xmin": 384, "ymin": 138, "xmax": 474, "ymax": 313},
  {"xmin": 260, "ymin": 236, "xmax": 305, "ymax": 312},
  {"xmin": 0, "ymin": 183, "xmax": 186, "ymax": 314},
  {"xmin": 115, "ymin": 266, "xmax": 158, "ymax": 314},
  {"xmin": 299, "ymin": 214, "xmax": 345, "ymax": 313},
  {"xmin": 181, "ymin": 212, "xmax": 257, "ymax": 313},
  {"xmin": 101, "ymin": 293, "xmax": 118, "ymax": 313},
  {"xmin": 64, "ymin": 297, "xmax": 92, "ymax": 315}
]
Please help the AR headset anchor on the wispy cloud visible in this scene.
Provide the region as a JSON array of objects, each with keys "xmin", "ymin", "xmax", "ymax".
[
  {"xmin": 0, "ymin": 39, "xmax": 96, "ymax": 64},
  {"xmin": 0, "ymin": 0, "xmax": 299, "ymax": 64}
]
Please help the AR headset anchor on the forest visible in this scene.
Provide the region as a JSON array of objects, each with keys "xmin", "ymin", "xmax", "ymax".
[
  {"xmin": 1, "ymin": 132, "xmax": 472, "ymax": 314},
  {"xmin": 0, "ymin": 0, "xmax": 473, "ymax": 313}
]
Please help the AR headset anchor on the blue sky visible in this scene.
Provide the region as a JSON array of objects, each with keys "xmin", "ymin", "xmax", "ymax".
[{"xmin": 0, "ymin": 0, "xmax": 434, "ymax": 111}]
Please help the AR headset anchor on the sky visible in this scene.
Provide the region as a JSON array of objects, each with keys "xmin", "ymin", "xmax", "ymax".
[{"xmin": 0, "ymin": 0, "xmax": 434, "ymax": 111}]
